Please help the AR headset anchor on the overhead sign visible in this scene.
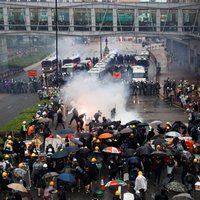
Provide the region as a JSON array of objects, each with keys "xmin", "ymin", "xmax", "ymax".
[{"xmin": 27, "ymin": 70, "xmax": 38, "ymax": 77}]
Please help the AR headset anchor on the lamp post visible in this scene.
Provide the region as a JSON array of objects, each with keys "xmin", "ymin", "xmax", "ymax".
[{"xmin": 55, "ymin": 0, "xmax": 59, "ymax": 87}]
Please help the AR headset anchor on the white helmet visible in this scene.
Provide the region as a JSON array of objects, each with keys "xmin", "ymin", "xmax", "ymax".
[{"xmin": 43, "ymin": 163, "xmax": 48, "ymax": 168}]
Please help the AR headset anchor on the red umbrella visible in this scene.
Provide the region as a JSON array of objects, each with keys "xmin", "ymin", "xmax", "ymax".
[
  {"xmin": 65, "ymin": 134, "xmax": 75, "ymax": 139},
  {"xmin": 105, "ymin": 179, "xmax": 127, "ymax": 187}
]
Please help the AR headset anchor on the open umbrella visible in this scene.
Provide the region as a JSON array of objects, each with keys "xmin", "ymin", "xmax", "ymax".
[
  {"xmin": 136, "ymin": 146, "xmax": 153, "ymax": 156},
  {"xmin": 120, "ymin": 127, "xmax": 133, "ymax": 134},
  {"xmin": 38, "ymin": 117, "xmax": 51, "ymax": 123},
  {"xmin": 76, "ymin": 147, "xmax": 90, "ymax": 157},
  {"xmin": 58, "ymin": 128, "xmax": 74, "ymax": 134},
  {"xmin": 149, "ymin": 120, "xmax": 163, "ymax": 126},
  {"xmin": 102, "ymin": 146, "xmax": 121, "ymax": 154},
  {"xmin": 123, "ymin": 148, "xmax": 136, "ymax": 157},
  {"xmin": 7, "ymin": 183, "xmax": 27, "ymax": 193},
  {"xmin": 153, "ymin": 138, "xmax": 166, "ymax": 146},
  {"xmin": 127, "ymin": 156, "xmax": 140, "ymax": 165},
  {"xmin": 151, "ymin": 134, "xmax": 164, "ymax": 140},
  {"xmin": 165, "ymin": 131, "xmax": 181, "ymax": 138},
  {"xmin": 51, "ymin": 149, "xmax": 68, "ymax": 160},
  {"xmin": 64, "ymin": 146, "xmax": 79, "ymax": 153},
  {"xmin": 137, "ymin": 122, "xmax": 149, "ymax": 127},
  {"xmin": 98, "ymin": 133, "xmax": 113, "ymax": 139},
  {"xmin": 105, "ymin": 179, "xmax": 127, "ymax": 187},
  {"xmin": 65, "ymin": 134, "xmax": 75, "ymax": 139},
  {"xmin": 126, "ymin": 120, "xmax": 141, "ymax": 126},
  {"xmin": 166, "ymin": 181, "xmax": 186, "ymax": 193},
  {"xmin": 172, "ymin": 193, "xmax": 193, "ymax": 200},
  {"xmin": 13, "ymin": 168, "xmax": 26, "ymax": 179},
  {"xmin": 57, "ymin": 173, "xmax": 75, "ymax": 183},
  {"xmin": 42, "ymin": 172, "xmax": 59, "ymax": 179},
  {"xmin": 70, "ymin": 138, "xmax": 83, "ymax": 146},
  {"xmin": 151, "ymin": 150, "xmax": 167, "ymax": 158}
]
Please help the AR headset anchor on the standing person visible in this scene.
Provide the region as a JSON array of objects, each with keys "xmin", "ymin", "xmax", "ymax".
[
  {"xmin": 82, "ymin": 165, "xmax": 91, "ymax": 194},
  {"xmin": 18, "ymin": 138, "xmax": 26, "ymax": 162},
  {"xmin": 154, "ymin": 188, "xmax": 168, "ymax": 200},
  {"xmin": 77, "ymin": 113, "xmax": 86, "ymax": 132},
  {"xmin": 20, "ymin": 121, "xmax": 27, "ymax": 140},
  {"xmin": 69, "ymin": 108, "xmax": 79, "ymax": 125},
  {"xmin": 134, "ymin": 171, "xmax": 147, "ymax": 200},
  {"xmin": 55, "ymin": 108, "xmax": 65, "ymax": 130},
  {"xmin": 113, "ymin": 190, "xmax": 121, "ymax": 200},
  {"xmin": 93, "ymin": 110, "xmax": 102, "ymax": 123}
]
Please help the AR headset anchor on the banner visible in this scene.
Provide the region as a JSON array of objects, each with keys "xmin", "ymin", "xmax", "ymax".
[{"xmin": 27, "ymin": 70, "xmax": 38, "ymax": 77}]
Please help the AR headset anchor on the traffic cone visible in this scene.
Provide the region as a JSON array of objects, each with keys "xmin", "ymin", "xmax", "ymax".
[{"xmin": 100, "ymin": 176, "xmax": 105, "ymax": 191}]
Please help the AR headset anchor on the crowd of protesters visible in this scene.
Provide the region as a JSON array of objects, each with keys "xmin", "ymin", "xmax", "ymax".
[{"xmin": 1, "ymin": 90, "xmax": 200, "ymax": 200}]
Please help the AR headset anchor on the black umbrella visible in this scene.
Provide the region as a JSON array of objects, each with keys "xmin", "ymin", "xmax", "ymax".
[
  {"xmin": 137, "ymin": 122, "xmax": 149, "ymax": 127},
  {"xmin": 70, "ymin": 138, "xmax": 83, "ymax": 146},
  {"xmin": 87, "ymin": 152, "xmax": 104, "ymax": 163},
  {"xmin": 64, "ymin": 146, "xmax": 80, "ymax": 153},
  {"xmin": 120, "ymin": 127, "xmax": 133, "ymax": 134},
  {"xmin": 126, "ymin": 120, "xmax": 141, "ymax": 126},
  {"xmin": 172, "ymin": 193, "xmax": 193, "ymax": 200},
  {"xmin": 51, "ymin": 149, "xmax": 68, "ymax": 160},
  {"xmin": 151, "ymin": 150, "xmax": 167, "ymax": 158},
  {"xmin": 76, "ymin": 147, "xmax": 90, "ymax": 157},
  {"xmin": 194, "ymin": 119, "xmax": 200, "ymax": 124},
  {"xmin": 79, "ymin": 132, "xmax": 92, "ymax": 139},
  {"xmin": 151, "ymin": 134, "xmax": 164, "ymax": 140},
  {"xmin": 127, "ymin": 156, "xmax": 140, "ymax": 165},
  {"xmin": 123, "ymin": 148, "xmax": 136, "ymax": 157},
  {"xmin": 153, "ymin": 138, "xmax": 166, "ymax": 146},
  {"xmin": 136, "ymin": 146, "xmax": 153, "ymax": 156}
]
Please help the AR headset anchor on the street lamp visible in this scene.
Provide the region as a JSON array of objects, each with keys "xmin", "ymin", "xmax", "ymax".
[{"xmin": 55, "ymin": 0, "xmax": 59, "ymax": 87}]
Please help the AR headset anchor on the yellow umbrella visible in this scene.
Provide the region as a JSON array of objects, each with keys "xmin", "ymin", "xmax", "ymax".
[{"xmin": 7, "ymin": 183, "xmax": 28, "ymax": 193}]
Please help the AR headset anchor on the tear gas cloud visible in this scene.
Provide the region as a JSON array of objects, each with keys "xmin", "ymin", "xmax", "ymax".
[{"xmin": 61, "ymin": 72, "xmax": 142, "ymax": 124}]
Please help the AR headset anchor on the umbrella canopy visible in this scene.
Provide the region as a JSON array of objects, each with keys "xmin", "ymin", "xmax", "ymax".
[
  {"xmin": 149, "ymin": 120, "xmax": 163, "ymax": 126},
  {"xmin": 166, "ymin": 181, "xmax": 186, "ymax": 193},
  {"xmin": 51, "ymin": 149, "xmax": 68, "ymax": 160},
  {"xmin": 57, "ymin": 173, "xmax": 75, "ymax": 183},
  {"xmin": 87, "ymin": 152, "xmax": 104, "ymax": 162},
  {"xmin": 123, "ymin": 148, "xmax": 136, "ymax": 157},
  {"xmin": 7, "ymin": 183, "xmax": 27, "ymax": 193},
  {"xmin": 172, "ymin": 193, "xmax": 193, "ymax": 200},
  {"xmin": 38, "ymin": 117, "xmax": 51, "ymax": 123},
  {"xmin": 13, "ymin": 168, "xmax": 26, "ymax": 179},
  {"xmin": 105, "ymin": 179, "xmax": 127, "ymax": 187},
  {"xmin": 98, "ymin": 133, "xmax": 113, "ymax": 139},
  {"xmin": 76, "ymin": 147, "xmax": 90, "ymax": 157},
  {"xmin": 102, "ymin": 146, "xmax": 121, "ymax": 154},
  {"xmin": 58, "ymin": 128, "xmax": 74, "ymax": 134},
  {"xmin": 153, "ymin": 138, "xmax": 166, "ymax": 146},
  {"xmin": 70, "ymin": 138, "xmax": 83, "ymax": 146},
  {"xmin": 65, "ymin": 146, "xmax": 80, "ymax": 153},
  {"xmin": 120, "ymin": 127, "xmax": 133, "ymax": 134},
  {"xmin": 126, "ymin": 120, "xmax": 141, "ymax": 126},
  {"xmin": 137, "ymin": 122, "xmax": 149, "ymax": 127},
  {"xmin": 127, "ymin": 156, "xmax": 140, "ymax": 165},
  {"xmin": 65, "ymin": 134, "xmax": 75, "ymax": 139},
  {"xmin": 165, "ymin": 131, "xmax": 181, "ymax": 138},
  {"xmin": 79, "ymin": 132, "xmax": 92, "ymax": 139},
  {"xmin": 42, "ymin": 172, "xmax": 59, "ymax": 179},
  {"xmin": 151, "ymin": 150, "xmax": 167, "ymax": 158},
  {"xmin": 136, "ymin": 146, "xmax": 153, "ymax": 156},
  {"xmin": 151, "ymin": 134, "xmax": 164, "ymax": 140}
]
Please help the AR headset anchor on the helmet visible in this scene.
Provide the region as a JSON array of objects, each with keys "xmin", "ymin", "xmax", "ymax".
[
  {"xmin": 96, "ymin": 139, "xmax": 100, "ymax": 143},
  {"xmin": 166, "ymin": 126, "xmax": 170, "ymax": 129},
  {"xmin": 6, "ymin": 144, "xmax": 11, "ymax": 149},
  {"xmin": 18, "ymin": 163, "xmax": 24, "ymax": 168},
  {"xmin": 92, "ymin": 137, "xmax": 97, "ymax": 141},
  {"xmin": 8, "ymin": 135, "xmax": 12, "ymax": 139},
  {"xmin": 49, "ymin": 181, "xmax": 54, "ymax": 186},
  {"xmin": 193, "ymin": 158, "xmax": 198, "ymax": 163},
  {"xmin": 84, "ymin": 146, "xmax": 88, "ymax": 149},
  {"xmin": 131, "ymin": 125, "xmax": 136, "ymax": 128},
  {"xmin": 23, "ymin": 121, "xmax": 26, "ymax": 124},
  {"xmin": 115, "ymin": 190, "xmax": 120, "ymax": 196},
  {"xmin": 138, "ymin": 171, "xmax": 143, "ymax": 175},
  {"xmin": 95, "ymin": 146, "xmax": 99, "ymax": 151},
  {"xmin": 31, "ymin": 153, "xmax": 37, "ymax": 157},
  {"xmin": 166, "ymin": 122, "xmax": 171, "ymax": 125},
  {"xmin": 91, "ymin": 157, "xmax": 97, "ymax": 163},
  {"xmin": 4, "ymin": 154, "xmax": 9, "ymax": 159},
  {"xmin": 43, "ymin": 163, "xmax": 48, "ymax": 168},
  {"xmin": 2, "ymin": 172, "xmax": 8, "ymax": 177},
  {"xmin": 156, "ymin": 144, "xmax": 161, "ymax": 149},
  {"xmin": 7, "ymin": 140, "xmax": 13, "ymax": 145}
]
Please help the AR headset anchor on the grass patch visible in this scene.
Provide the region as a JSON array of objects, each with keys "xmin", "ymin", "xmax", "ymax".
[
  {"xmin": 8, "ymin": 47, "xmax": 52, "ymax": 69},
  {"xmin": 0, "ymin": 99, "xmax": 49, "ymax": 134}
]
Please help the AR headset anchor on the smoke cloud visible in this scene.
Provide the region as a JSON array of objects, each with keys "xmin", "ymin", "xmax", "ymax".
[{"xmin": 61, "ymin": 72, "xmax": 142, "ymax": 124}]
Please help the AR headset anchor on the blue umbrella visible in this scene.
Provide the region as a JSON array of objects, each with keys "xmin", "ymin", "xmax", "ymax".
[
  {"xmin": 64, "ymin": 146, "xmax": 80, "ymax": 153},
  {"xmin": 58, "ymin": 128, "xmax": 74, "ymax": 134},
  {"xmin": 57, "ymin": 173, "xmax": 75, "ymax": 183},
  {"xmin": 127, "ymin": 156, "xmax": 141, "ymax": 165}
]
